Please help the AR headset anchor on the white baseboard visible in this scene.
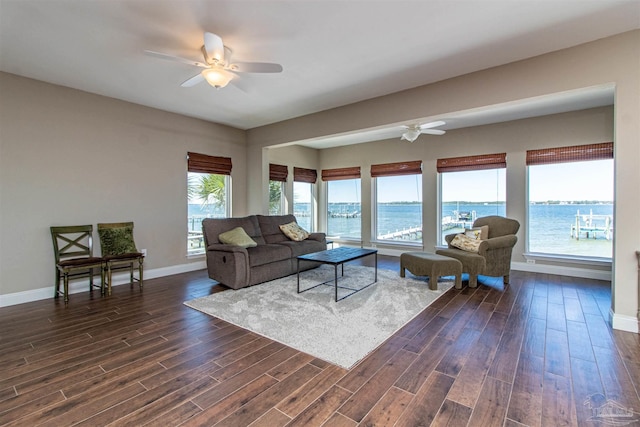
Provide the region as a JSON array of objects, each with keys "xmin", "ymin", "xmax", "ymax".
[
  {"xmin": 610, "ymin": 309, "xmax": 639, "ymax": 333},
  {"xmin": 0, "ymin": 261, "xmax": 207, "ymax": 307},
  {"xmin": 510, "ymin": 261, "xmax": 612, "ymax": 281}
]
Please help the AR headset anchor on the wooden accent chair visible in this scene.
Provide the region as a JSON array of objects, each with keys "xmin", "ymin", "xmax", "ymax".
[
  {"xmin": 50, "ymin": 225, "xmax": 104, "ymax": 303},
  {"xmin": 436, "ymin": 216, "xmax": 520, "ymax": 288},
  {"xmin": 97, "ymin": 222, "xmax": 144, "ymax": 296}
]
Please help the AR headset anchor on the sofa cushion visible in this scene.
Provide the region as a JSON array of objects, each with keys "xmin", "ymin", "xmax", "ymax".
[
  {"xmin": 257, "ymin": 214, "xmax": 298, "ymax": 244},
  {"xmin": 218, "ymin": 227, "xmax": 257, "ymax": 248},
  {"xmin": 278, "ymin": 239, "xmax": 326, "ymax": 257},
  {"xmin": 247, "ymin": 244, "xmax": 292, "ymax": 267},
  {"xmin": 202, "ymin": 216, "xmax": 266, "ymax": 246},
  {"xmin": 279, "ymin": 221, "xmax": 310, "ymax": 241}
]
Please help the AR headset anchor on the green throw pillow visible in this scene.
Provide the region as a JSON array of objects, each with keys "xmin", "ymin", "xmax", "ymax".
[
  {"xmin": 218, "ymin": 227, "xmax": 257, "ymax": 248},
  {"xmin": 99, "ymin": 225, "xmax": 138, "ymax": 255}
]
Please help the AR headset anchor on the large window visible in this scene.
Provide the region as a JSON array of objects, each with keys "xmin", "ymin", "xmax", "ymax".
[
  {"xmin": 323, "ymin": 167, "xmax": 361, "ymax": 240},
  {"xmin": 293, "ymin": 167, "xmax": 317, "ymax": 231},
  {"xmin": 438, "ymin": 153, "xmax": 506, "ymax": 245},
  {"xmin": 372, "ymin": 161, "xmax": 422, "ymax": 243},
  {"xmin": 187, "ymin": 152, "xmax": 231, "ymax": 255},
  {"xmin": 527, "ymin": 143, "xmax": 613, "ymax": 259},
  {"xmin": 269, "ymin": 164, "xmax": 287, "ymax": 215}
]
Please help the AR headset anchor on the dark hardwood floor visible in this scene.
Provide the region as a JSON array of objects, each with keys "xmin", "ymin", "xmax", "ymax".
[{"xmin": 1, "ymin": 256, "xmax": 639, "ymax": 426}]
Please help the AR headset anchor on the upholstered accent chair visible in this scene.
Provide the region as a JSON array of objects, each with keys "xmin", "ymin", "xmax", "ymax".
[
  {"xmin": 97, "ymin": 222, "xmax": 144, "ymax": 296},
  {"xmin": 50, "ymin": 225, "xmax": 104, "ymax": 303},
  {"xmin": 436, "ymin": 216, "xmax": 520, "ymax": 287}
]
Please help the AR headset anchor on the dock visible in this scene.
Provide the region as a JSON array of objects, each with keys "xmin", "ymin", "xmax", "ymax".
[
  {"xmin": 571, "ymin": 209, "xmax": 613, "ymax": 240},
  {"xmin": 378, "ymin": 226, "xmax": 422, "ymax": 240}
]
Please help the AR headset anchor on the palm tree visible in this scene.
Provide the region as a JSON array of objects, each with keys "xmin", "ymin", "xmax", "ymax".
[
  {"xmin": 188, "ymin": 173, "xmax": 226, "ymax": 208},
  {"xmin": 269, "ymin": 181, "xmax": 283, "ymax": 214}
]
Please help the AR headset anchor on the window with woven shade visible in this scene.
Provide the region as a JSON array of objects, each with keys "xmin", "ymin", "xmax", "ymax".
[
  {"xmin": 371, "ymin": 160, "xmax": 422, "ymax": 244},
  {"xmin": 527, "ymin": 142, "xmax": 613, "ymax": 259},
  {"xmin": 186, "ymin": 152, "xmax": 231, "ymax": 255},
  {"xmin": 323, "ymin": 167, "xmax": 362, "ymax": 240},
  {"xmin": 293, "ymin": 167, "xmax": 317, "ymax": 231},
  {"xmin": 437, "ymin": 153, "xmax": 506, "ymax": 245},
  {"xmin": 269, "ymin": 164, "xmax": 287, "ymax": 215}
]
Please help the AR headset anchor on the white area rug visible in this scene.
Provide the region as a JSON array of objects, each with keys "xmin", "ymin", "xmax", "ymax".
[{"xmin": 184, "ymin": 265, "xmax": 453, "ymax": 369}]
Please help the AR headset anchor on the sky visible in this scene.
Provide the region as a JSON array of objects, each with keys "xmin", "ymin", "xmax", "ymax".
[{"xmin": 312, "ymin": 159, "xmax": 614, "ymax": 204}]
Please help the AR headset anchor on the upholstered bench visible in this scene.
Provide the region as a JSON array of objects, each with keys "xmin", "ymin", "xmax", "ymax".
[{"xmin": 400, "ymin": 252, "xmax": 463, "ymax": 290}]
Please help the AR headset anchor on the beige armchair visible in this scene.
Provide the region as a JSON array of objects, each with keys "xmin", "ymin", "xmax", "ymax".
[{"xmin": 436, "ymin": 216, "xmax": 520, "ymax": 287}]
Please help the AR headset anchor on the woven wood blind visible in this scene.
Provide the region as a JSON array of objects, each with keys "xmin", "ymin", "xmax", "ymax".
[
  {"xmin": 187, "ymin": 152, "xmax": 232, "ymax": 175},
  {"xmin": 437, "ymin": 153, "xmax": 506, "ymax": 173},
  {"xmin": 526, "ymin": 142, "xmax": 613, "ymax": 166},
  {"xmin": 321, "ymin": 166, "xmax": 361, "ymax": 181},
  {"xmin": 370, "ymin": 160, "xmax": 422, "ymax": 178},
  {"xmin": 269, "ymin": 163, "xmax": 288, "ymax": 182},
  {"xmin": 293, "ymin": 167, "xmax": 318, "ymax": 183}
]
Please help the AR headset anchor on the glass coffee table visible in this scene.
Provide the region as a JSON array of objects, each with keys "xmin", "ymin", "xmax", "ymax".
[{"xmin": 296, "ymin": 247, "xmax": 378, "ymax": 302}]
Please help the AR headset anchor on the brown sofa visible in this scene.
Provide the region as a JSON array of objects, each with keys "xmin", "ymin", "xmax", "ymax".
[{"xmin": 202, "ymin": 214, "xmax": 326, "ymax": 289}]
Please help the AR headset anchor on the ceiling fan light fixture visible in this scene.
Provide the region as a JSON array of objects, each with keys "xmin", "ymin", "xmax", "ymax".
[
  {"xmin": 202, "ymin": 68, "xmax": 233, "ymax": 89},
  {"xmin": 401, "ymin": 126, "xmax": 421, "ymax": 142}
]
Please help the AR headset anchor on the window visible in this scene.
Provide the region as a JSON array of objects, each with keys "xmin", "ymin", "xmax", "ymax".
[
  {"xmin": 269, "ymin": 164, "xmax": 287, "ymax": 215},
  {"xmin": 293, "ymin": 167, "xmax": 317, "ymax": 231},
  {"xmin": 437, "ymin": 153, "xmax": 506, "ymax": 245},
  {"xmin": 527, "ymin": 143, "xmax": 613, "ymax": 259},
  {"xmin": 187, "ymin": 152, "xmax": 231, "ymax": 255},
  {"xmin": 372, "ymin": 161, "xmax": 422, "ymax": 243},
  {"xmin": 323, "ymin": 167, "xmax": 361, "ymax": 240}
]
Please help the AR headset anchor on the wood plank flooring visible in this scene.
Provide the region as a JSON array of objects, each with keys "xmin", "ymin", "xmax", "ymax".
[{"xmin": 1, "ymin": 256, "xmax": 639, "ymax": 426}]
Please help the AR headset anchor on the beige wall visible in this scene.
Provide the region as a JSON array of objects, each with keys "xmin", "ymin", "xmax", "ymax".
[
  {"xmin": 0, "ymin": 72, "xmax": 247, "ymax": 297},
  {"xmin": 248, "ymin": 30, "xmax": 640, "ymax": 330}
]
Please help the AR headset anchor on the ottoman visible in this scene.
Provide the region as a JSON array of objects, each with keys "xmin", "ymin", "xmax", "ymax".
[{"xmin": 400, "ymin": 252, "xmax": 463, "ymax": 290}]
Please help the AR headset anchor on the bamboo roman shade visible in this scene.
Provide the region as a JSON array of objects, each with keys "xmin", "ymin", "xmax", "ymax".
[
  {"xmin": 187, "ymin": 152, "xmax": 232, "ymax": 175},
  {"xmin": 437, "ymin": 153, "xmax": 506, "ymax": 173},
  {"xmin": 370, "ymin": 160, "xmax": 422, "ymax": 177},
  {"xmin": 321, "ymin": 166, "xmax": 361, "ymax": 181},
  {"xmin": 526, "ymin": 142, "xmax": 613, "ymax": 166},
  {"xmin": 293, "ymin": 167, "xmax": 317, "ymax": 183},
  {"xmin": 269, "ymin": 163, "xmax": 288, "ymax": 182}
]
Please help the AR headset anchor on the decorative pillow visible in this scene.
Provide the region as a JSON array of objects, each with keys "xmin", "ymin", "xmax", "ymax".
[
  {"xmin": 218, "ymin": 227, "xmax": 257, "ymax": 248},
  {"xmin": 451, "ymin": 233, "xmax": 482, "ymax": 253},
  {"xmin": 98, "ymin": 225, "xmax": 138, "ymax": 255},
  {"xmin": 464, "ymin": 225, "xmax": 489, "ymax": 240},
  {"xmin": 279, "ymin": 221, "xmax": 310, "ymax": 242}
]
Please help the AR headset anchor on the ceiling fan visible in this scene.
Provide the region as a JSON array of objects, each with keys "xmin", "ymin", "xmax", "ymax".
[
  {"xmin": 145, "ymin": 31, "xmax": 283, "ymax": 89},
  {"xmin": 401, "ymin": 121, "xmax": 446, "ymax": 142}
]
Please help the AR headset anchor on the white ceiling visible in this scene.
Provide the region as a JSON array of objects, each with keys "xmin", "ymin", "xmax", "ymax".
[{"xmin": 1, "ymin": 0, "xmax": 638, "ymax": 138}]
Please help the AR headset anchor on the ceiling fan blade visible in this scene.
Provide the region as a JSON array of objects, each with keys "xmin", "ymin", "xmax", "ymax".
[
  {"xmin": 420, "ymin": 120, "xmax": 446, "ymax": 130},
  {"xmin": 204, "ymin": 32, "xmax": 225, "ymax": 63},
  {"xmin": 229, "ymin": 62, "xmax": 283, "ymax": 73},
  {"xmin": 180, "ymin": 73, "xmax": 205, "ymax": 87},
  {"xmin": 421, "ymin": 129, "xmax": 446, "ymax": 135},
  {"xmin": 230, "ymin": 78, "xmax": 249, "ymax": 93},
  {"xmin": 144, "ymin": 50, "xmax": 208, "ymax": 68}
]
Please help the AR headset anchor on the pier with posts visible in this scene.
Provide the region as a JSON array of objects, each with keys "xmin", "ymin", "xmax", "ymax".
[{"xmin": 570, "ymin": 209, "xmax": 613, "ymax": 240}]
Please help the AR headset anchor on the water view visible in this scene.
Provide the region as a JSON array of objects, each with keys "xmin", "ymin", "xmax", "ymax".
[{"xmin": 189, "ymin": 201, "xmax": 613, "ymax": 258}]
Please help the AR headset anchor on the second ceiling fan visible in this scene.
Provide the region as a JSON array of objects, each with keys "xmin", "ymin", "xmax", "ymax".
[
  {"xmin": 145, "ymin": 31, "xmax": 283, "ymax": 89},
  {"xmin": 401, "ymin": 121, "xmax": 446, "ymax": 142}
]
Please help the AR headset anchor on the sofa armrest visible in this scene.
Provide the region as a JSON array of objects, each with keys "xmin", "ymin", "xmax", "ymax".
[
  {"xmin": 206, "ymin": 243, "xmax": 249, "ymax": 253},
  {"xmin": 307, "ymin": 232, "xmax": 326, "ymax": 243}
]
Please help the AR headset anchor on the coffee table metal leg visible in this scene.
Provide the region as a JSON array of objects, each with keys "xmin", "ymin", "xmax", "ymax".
[
  {"xmin": 375, "ymin": 252, "xmax": 378, "ymax": 282},
  {"xmin": 297, "ymin": 258, "xmax": 300, "ymax": 293},
  {"xmin": 335, "ymin": 264, "xmax": 339, "ymax": 302}
]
